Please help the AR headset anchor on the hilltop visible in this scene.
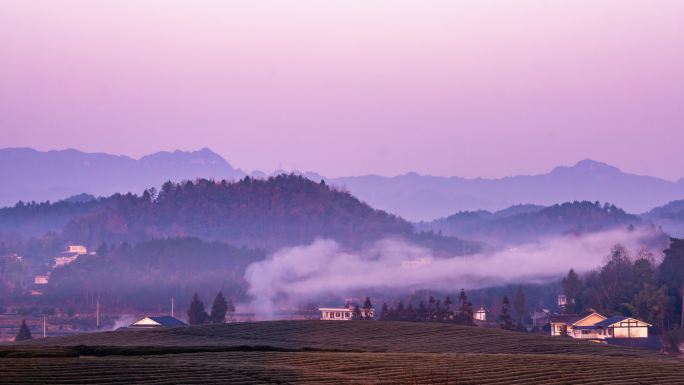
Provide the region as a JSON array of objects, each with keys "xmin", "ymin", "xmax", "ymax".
[{"xmin": 3, "ymin": 321, "xmax": 683, "ymax": 384}]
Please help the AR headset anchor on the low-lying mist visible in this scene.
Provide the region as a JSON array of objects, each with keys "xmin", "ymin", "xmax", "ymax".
[{"xmin": 245, "ymin": 228, "xmax": 663, "ymax": 319}]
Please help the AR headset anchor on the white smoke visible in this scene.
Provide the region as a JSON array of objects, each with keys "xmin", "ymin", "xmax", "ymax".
[{"xmin": 245, "ymin": 229, "xmax": 658, "ymax": 319}]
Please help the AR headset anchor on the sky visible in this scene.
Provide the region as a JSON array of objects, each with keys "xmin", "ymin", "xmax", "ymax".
[{"xmin": 1, "ymin": 1, "xmax": 683, "ymax": 179}]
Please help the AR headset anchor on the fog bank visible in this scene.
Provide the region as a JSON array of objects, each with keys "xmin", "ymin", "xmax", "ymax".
[{"xmin": 245, "ymin": 229, "xmax": 659, "ymax": 319}]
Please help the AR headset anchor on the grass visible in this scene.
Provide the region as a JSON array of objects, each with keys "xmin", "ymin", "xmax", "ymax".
[{"xmin": 2, "ymin": 321, "xmax": 683, "ymax": 384}]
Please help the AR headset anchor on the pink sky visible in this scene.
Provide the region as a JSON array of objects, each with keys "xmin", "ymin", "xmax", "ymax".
[{"xmin": 1, "ymin": 1, "xmax": 683, "ymax": 179}]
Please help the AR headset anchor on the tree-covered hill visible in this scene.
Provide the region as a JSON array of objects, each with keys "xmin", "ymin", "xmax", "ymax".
[
  {"xmin": 46, "ymin": 237, "xmax": 264, "ymax": 308},
  {"xmin": 1, "ymin": 175, "xmax": 474, "ymax": 253},
  {"xmin": 59, "ymin": 175, "xmax": 413, "ymax": 250},
  {"xmin": 642, "ymin": 199, "xmax": 684, "ymax": 237},
  {"xmin": 418, "ymin": 201, "xmax": 643, "ymax": 244}
]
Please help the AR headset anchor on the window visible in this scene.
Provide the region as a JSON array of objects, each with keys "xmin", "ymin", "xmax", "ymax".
[{"xmin": 335, "ymin": 312, "xmax": 341, "ymax": 318}]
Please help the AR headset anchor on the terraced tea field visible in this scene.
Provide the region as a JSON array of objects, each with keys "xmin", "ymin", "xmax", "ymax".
[{"xmin": 2, "ymin": 321, "xmax": 683, "ymax": 384}]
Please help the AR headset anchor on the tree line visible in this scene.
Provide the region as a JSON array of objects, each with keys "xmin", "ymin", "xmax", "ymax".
[
  {"xmin": 561, "ymin": 238, "xmax": 684, "ymax": 335},
  {"xmin": 187, "ymin": 292, "xmax": 236, "ymax": 325},
  {"xmin": 379, "ymin": 289, "xmax": 481, "ymax": 326}
]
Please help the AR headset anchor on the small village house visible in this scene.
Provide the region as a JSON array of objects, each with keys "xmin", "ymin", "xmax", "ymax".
[
  {"xmin": 129, "ymin": 316, "xmax": 186, "ymax": 328},
  {"xmin": 34, "ymin": 275, "xmax": 49, "ymax": 285},
  {"xmin": 549, "ymin": 312, "xmax": 651, "ymax": 340},
  {"xmin": 319, "ymin": 304, "xmax": 374, "ymax": 320},
  {"xmin": 53, "ymin": 245, "xmax": 89, "ymax": 268},
  {"xmin": 474, "ymin": 306, "xmax": 488, "ymax": 321}
]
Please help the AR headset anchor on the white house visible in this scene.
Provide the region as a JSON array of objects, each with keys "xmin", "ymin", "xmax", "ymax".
[
  {"xmin": 67, "ymin": 245, "xmax": 88, "ymax": 254},
  {"xmin": 550, "ymin": 312, "xmax": 650, "ymax": 340},
  {"xmin": 474, "ymin": 306, "xmax": 488, "ymax": 321},
  {"xmin": 130, "ymin": 316, "xmax": 186, "ymax": 328},
  {"xmin": 34, "ymin": 275, "xmax": 49, "ymax": 285},
  {"xmin": 53, "ymin": 245, "xmax": 89, "ymax": 268},
  {"xmin": 54, "ymin": 255, "xmax": 79, "ymax": 267},
  {"xmin": 319, "ymin": 305, "xmax": 374, "ymax": 320}
]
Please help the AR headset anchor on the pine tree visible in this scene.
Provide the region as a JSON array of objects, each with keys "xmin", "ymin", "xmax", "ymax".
[
  {"xmin": 380, "ymin": 303, "xmax": 389, "ymax": 320},
  {"xmin": 187, "ymin": 293, "xmax": 208, "ymax": 325},
  {"xmin": 562, "ymin": 268, "xmax": 582, "ymax": 313},
  {"xmin": 513, "ymin": 286, "xmax": 527, "ymax": 325},
  {"xmin": 352, "ymin": 304, "xmax": 362, "ymax": 320},
  {"xmin": 418, "ymin": 301, "xmax": 427, "ymax": 321},
  {"xmin": 500, "ymin": 295, "xmax": 515, "ymax": 330},
  {"xmin": 444, "ymin": 296, "xmax": 453, "ymax": 320},
  {"xmin": 428, "ymin": 296, "xmax": 436, "ymax": 321},
  {"xmin": 209, "ymin": 292, "xmax": 228, "ymax": 324},
  {"xmin": 363, "ymin": 297, "xmax": 373, "ymax": 319},
  {"xmin": 396, "ymin": 301, "xmax": 405, "ymax": 321},
  {"xmin": 456, "ymin": 289, "xmax": 475, "ymax": 325},
  {"xmin": 15, "ymin": 319, "xmax": 32, "ymax": 341},
  {"xmin": 406, "ymin": 303, "xmax": 415, "ymax": 321},
  {"xmin": 226, "ymin": 297, "xmax": 235, "ymax": 322}
]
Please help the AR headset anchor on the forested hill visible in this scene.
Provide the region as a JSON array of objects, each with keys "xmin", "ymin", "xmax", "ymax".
[
  {"xmin": 64, "ymin": 175, "xmax": 418, "ymax": 249},
  {"xmin": 417, "ymin": 201, "xmax": 643, "ymax": 244},
  {"xmin": 0, "ymin": 175, "xmax": 435, "ymax": 251}
]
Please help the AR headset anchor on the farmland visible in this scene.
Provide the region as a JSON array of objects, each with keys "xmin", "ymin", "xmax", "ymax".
[{"xmin": 2, "ymin": 321, "xmax": 684, "ymax": 384}]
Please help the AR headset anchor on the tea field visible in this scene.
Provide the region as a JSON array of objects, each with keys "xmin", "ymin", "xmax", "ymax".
[{"xmin": 2, "ymin": 321, "xmax": 683, "ymax": 384}]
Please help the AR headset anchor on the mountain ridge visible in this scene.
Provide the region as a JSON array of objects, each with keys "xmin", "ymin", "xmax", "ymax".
[{"xmin": 2, "ymin": 147, "xmax": 683, "ymax": 221}]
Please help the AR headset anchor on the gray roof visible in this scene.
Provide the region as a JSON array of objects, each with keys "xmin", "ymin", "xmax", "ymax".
[
  {"xmin": 593, "ymin": 316, "xmax": 633, "ymax": 327},
  {"xmin": 148, "ymin": 316, "xmax": 186, "ymax": 326}
]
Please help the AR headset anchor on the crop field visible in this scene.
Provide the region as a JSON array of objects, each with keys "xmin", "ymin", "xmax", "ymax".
[{"xmin": 2, "ymin": 321, "xmax": 684, "ymax": 384}]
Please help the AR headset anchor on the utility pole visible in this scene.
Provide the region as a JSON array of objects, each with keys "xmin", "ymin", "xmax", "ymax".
[
  {"xmin": 43, "ymin": 316, "xmax": 46, "ymax": 338},
  {"xmin": 171, "ymin": 297, "xmax": 175, "ymax": 318},
  {"xmin": 96, "ymin": 299, "xmax": 100, "ymax": 329}
]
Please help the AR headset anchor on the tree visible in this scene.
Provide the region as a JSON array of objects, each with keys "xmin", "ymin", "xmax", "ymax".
[
  {"xmin": 428, "ymin": 296, "xmax": 436, "ymax": 321},
  {"xmin": 444, "ymin": 296, "xmax": 453, "ymax": 320},
  {"xmin": 209, "ymin": 292, "xmax": 228, "ymax": 324},
  {"xmin": 226, "ymin": 298, "xmax": 236, "ymax": 321},
  {"xmin": 363, "ymin": 297, "xmax": 373, "ymax": 319},
  {"xmin": 660, "ymin": 238, "xmax": 684, "ymax": 328},
  {"xmin": 15, "ymin": 319, "xmax": 32, "ymax": 341},
  {"xmin": 500, "ymin": 295, "xmax": 515, "ymax": 330},
  {"xmin": 562, "ymin": 269, "xmax": 582, "ymax": 313},
  {"xmin": 352, "ymin": 304, "xmax": 362, "ymax": 320},
  {"xmin": 396, "ymin": 301, "xmax": 405, "ymax": 321},
  {"xmin": 187, "ymin": 293, "xmax": 208, "ymax": 325},
  {"xmin": 513, "ymin": 286, "xmax": 526, "ymax": 325},
  {"xmin": 418, "ymin": 301, "xmax": 427, "ymax": 321},
  {"xmin": 455, "ymin": 289, "xmax": 475, "ymax": 326},
  {"xmin": 380, "ymin": 303, "xmax": 389, "ymax": 320}
]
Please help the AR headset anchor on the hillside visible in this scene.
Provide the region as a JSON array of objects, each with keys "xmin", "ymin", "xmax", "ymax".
[
  {"xmin": 45, "ymin": 237, "xmax": 265, "ymax": 307},
  {"xmin": 3, "ymin": 321, "xmax": 683, "ymax": 384},
  {"xmin": 417, "ymin": 201, "xmax": 642, "ymax": 244},
  {"xmin": 642, "ymin": 199, "xmax": 684, "ymax": 237}
]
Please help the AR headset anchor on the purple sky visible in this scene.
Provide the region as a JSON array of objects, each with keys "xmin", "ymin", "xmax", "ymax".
[{"xmin": 1, "ymin": 1, "xmax": 683, "ymax": 179}]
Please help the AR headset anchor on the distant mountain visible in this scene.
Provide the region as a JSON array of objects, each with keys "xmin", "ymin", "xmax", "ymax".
[
  {"xmin": 0, "ymin": 174, "xmax": 475, "ymax": 254},
  {"xmin": 417, "ymin": 201, "xmax": 643, "ymax": 244},
  {"xmin": 3, "ymin": 148, "xmax": 684, "ymax": 222},
  {"xmin": 641, "ymin": 200, "xmax": 684, "ymax": 237},
  {"xmin": 0, "ymin": 147, "xmax": 245, "ymax": 208},
  {"xmin": 331, "ymin": 160, "xmax": 684, "ymax": 221}
]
